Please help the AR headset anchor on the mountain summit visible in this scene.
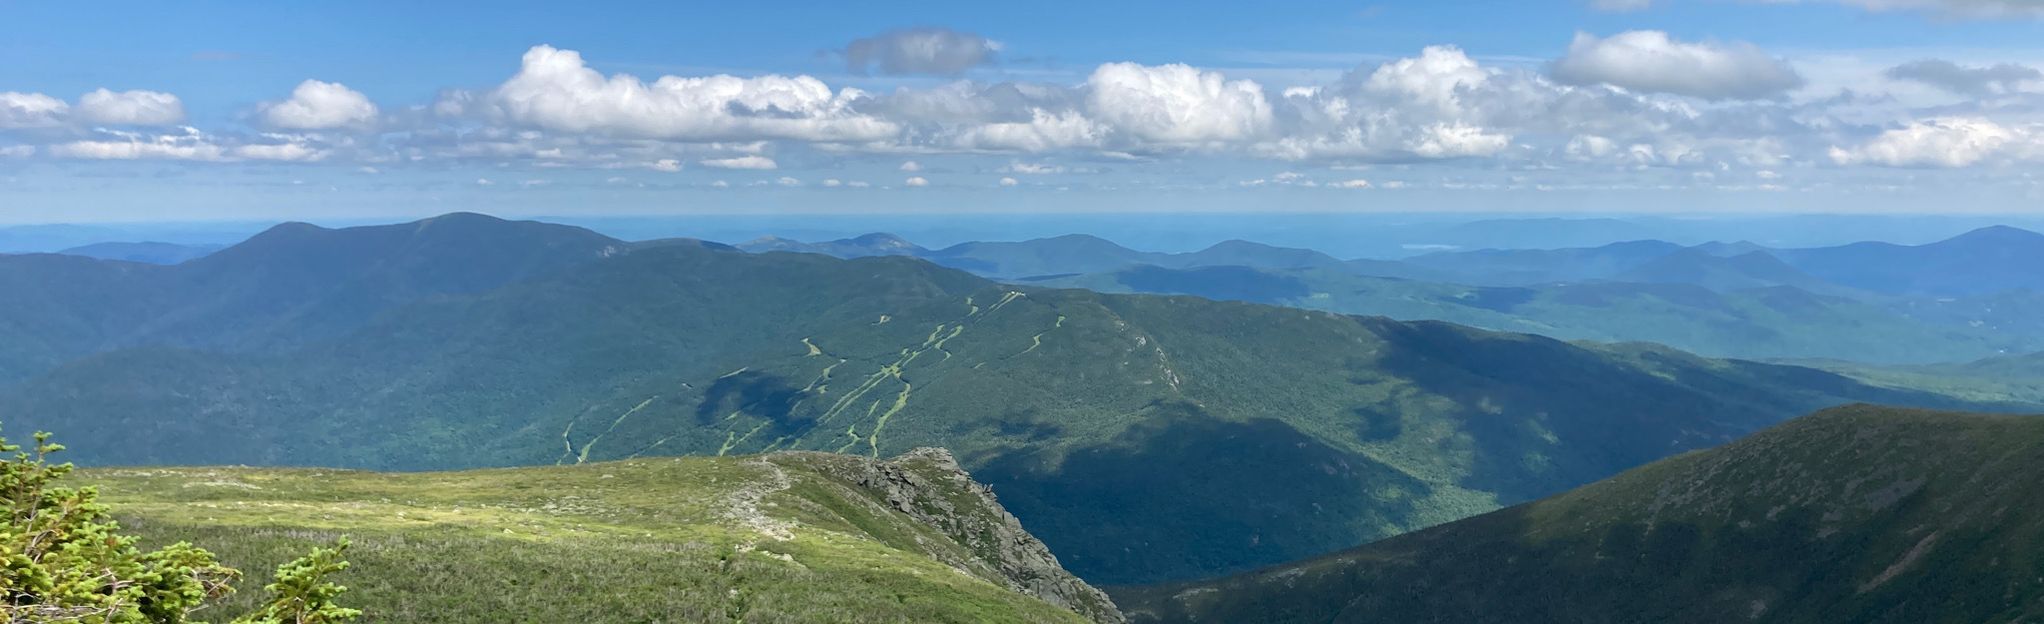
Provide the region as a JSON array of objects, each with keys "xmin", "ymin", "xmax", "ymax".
[
  {"xmin": 738, "ymin": 232, "xmax": 928, "ymax": 258},
  {"xmin": 1777, "ymin": 225, "xmax": 2044, "ymax": 296}
]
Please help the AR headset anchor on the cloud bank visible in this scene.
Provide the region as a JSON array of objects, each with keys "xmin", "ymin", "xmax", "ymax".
[
  {"xmin": 3, "ymin": 32, "xmax": 2042, "ymax": 194},
  {"xmin": 844, "ymin": 28, "xmax": 1001, "ymax": 76},
  {"xmin": 1550, "ymin": 31, "xmax": 1803, "ymax": 100}
]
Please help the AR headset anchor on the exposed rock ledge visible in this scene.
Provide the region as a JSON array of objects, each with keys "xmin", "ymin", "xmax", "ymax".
[{"xmin": 775, "ymin": 448, "xmax": 1126, "ymax": 624}]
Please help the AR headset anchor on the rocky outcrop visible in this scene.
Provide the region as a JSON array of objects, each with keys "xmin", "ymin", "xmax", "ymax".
[{"xmin": 781, "ymin": 448, "xmax": 1126, "ymax": 624}]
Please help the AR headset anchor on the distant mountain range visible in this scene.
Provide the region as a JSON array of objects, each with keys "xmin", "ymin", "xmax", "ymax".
[
  {"xmin": 5, "ymin": 213, "xmax": 2025, "ymax": 586},
  {"xmin": 563, "ymin": 213, "xmax": 2044, "ymax": 259},
  {"xmin": 1404, "ymin": 224, "xmax": 2044, "ymax": 296},
  {"xmin": 1775, "ymin": 225, "xmax": 2044, "ymax": 296},
  {"xmin": 740, "ymin": 232, "xmax": 927, "ymax": 258},
  {"xmin": 1115, "ymin": 404, "xmax": 2044, "ymax": 623},
  {"xmin": 745, "ymin": 226, "xmax": 2044, "ymax": 363},
  {"xmin": 737, "ymin": 223, "xmax": 2044, "ymax": 295},
  {"xmin": 739, "ymin": 233, "xmax": 1365, "ymax": 279},
  {"xmin": 0, "ymin": 221, "xmax": 270, "ymax": 254},
  {"xmin": 54, "ymin": 241, "xmax": 224, "ymax": 264},
  {"xmin": 1036, "ymin": 266, "xmax": 2012, "ymax": 363}
]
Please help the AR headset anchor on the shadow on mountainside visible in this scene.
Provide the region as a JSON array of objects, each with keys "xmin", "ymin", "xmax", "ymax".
[
  {"xmin": 695, "ymin": 370, "xmax": 819, "ymax": 441},
  {"xmin": 972, "ymin": 401, "xmax": 1433, "ymax": 586}
]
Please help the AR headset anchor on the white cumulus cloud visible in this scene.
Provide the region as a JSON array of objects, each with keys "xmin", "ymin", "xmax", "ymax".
[
  {"xmin": 904, "ymin": 176, "xmax": 929, "ymax": 187},
  {"xmin": 700, "ymin": 155, "xmax": 779, "ymax": 170},
  {"xmin": 48, "ymin": 130, "xmax": 226, "ymax": 161},
  {"xmin": 1409, "ymin": 123, "xmax": 1511, "ymax": 158},
  {"xmin": 1003, "ymin": 161, "xmax": 1065, "ymax": 174},
  {"xmin": 1550, "ymin": 31, "xmax": 1803, "ymax": 100},
  {"xmin": 1365, "ymin": 45, "xmax": 1493, "ymax": 115},
  {"xmin": 486, "ymin": 45, "xmax": 896, "ymax": 142},
  {"xmin": 954, "ymin": 108, "xmax": 1106, "ymax": 152},
  {"xmin": 261, "ymin": 80, "xmax": 379, "ymax": 129},
  {"xmin": 1086, "ymin": 63, "xmax": 1273, "ymax": 145},
  {"xmin": 232, "ymin": 142, "xmax": 329, "ymax": 162},
  {"xmin": 1884, "ymin": 59, "xmax": 2041, "ymax": 95},
  {"xmin": 1256, "ymin": 46, "xmax": 1519, "ymax": 161},
  {"xmin": 1, "ymin": 92, "xmax": 69, "ymax": 128},
  {"xmin": 1829, "ymin": 117, "xmax": 2032, "ymax": 167},
  {"xmin": 75, "ymin": 89, "xmax": 185, "ymax": 125},
  {"xmin": 1565, "ymin": 134, "xmax": 1621, "ymax": 160}
]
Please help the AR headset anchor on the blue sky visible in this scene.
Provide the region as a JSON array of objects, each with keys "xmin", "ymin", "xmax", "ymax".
[{"xmin": 3, "ymin": 0, "xmax": 2044, "ymax": 223}]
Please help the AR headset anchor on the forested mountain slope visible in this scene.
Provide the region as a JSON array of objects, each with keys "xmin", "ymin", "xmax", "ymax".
[
  {"xmin": 4, "ymin": 213, "xmax": 2022, "ymax": 584},
  {"xmin": 1117, "ymin": 405, "xmax": 2044, "ymax": 624}
]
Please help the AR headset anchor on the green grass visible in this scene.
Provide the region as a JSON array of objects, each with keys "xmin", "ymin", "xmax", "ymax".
[{"xmin": 89, "ymin": 454, "xmax": 1102, "ymax": 623}]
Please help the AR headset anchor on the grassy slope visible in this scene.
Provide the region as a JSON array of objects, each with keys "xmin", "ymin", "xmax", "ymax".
[
  {"xmin": 1117, "ymin": 405, "xmax": 2044, "ymax": 624},
  {"xmin": 92, "ymin": 452, "xmax": 1104, "ymax": 624},
  {"xmin": 5, "ymin": 216, "xmax": 2026, "ymax": 585}
]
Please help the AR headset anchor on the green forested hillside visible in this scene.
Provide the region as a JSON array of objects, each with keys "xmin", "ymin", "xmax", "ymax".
[
  {"xmin": 1116, "ymin": 405, "xmax": 2044, "ymax": 624},
  {"xmin": 1610, "ymin": 248, "xmax": 1851, "ymax": 295},
  {"xmin": 744, "ymin": 228, "xmax": 2044, "ymax": 363},
  {"xmin": 1809, "ymin": 350, "xmax": 2044, "ymax": 406},
  {"xmin": 0, "ymin": 212, "xmax": 626, "ymax": 381},
  {"xmin": 90, "ymin": 448, "xmax": 1118, "ymax": 623},
  {"xmin": 1036, "ymin": 264, "xmax": 2027, "ymax": 363},
  {"xmin": 2, "ymin": 214, "xmax": 2024, "ymax": 585},
  {"xmin": 1400, "ymin": 240, "xmax": 1689, "ymax": 285},
  {"xmin": 759, "ymin": 232, "xmax": 1383, "ymax": 280},
  {"xmin": 738, "ymin": 232, "xmax": 929, "ymax": 258}
]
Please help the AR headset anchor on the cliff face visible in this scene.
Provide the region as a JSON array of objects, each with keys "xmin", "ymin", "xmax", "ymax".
[{"xmin": 775, "ymin": 448, "xmax": 1126, "ymax": 624}]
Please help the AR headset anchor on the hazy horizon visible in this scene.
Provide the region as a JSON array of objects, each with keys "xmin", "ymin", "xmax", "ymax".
[{"xmin": 10, "ymin": 210, "xmax": 2044, "ymax": 258}]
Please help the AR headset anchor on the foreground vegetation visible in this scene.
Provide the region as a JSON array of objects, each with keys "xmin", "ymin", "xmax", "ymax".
[
  {"xmin": 84, "ymin": 449, "xmax": 1114, "ymax": 623},
  {"xmin": 1116, "ymin": 405, "xmax": 2044, "ymax": 623},
  {"xmin": 2, "ymin": 430, "xmax": 356, "ymax": 623}
]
